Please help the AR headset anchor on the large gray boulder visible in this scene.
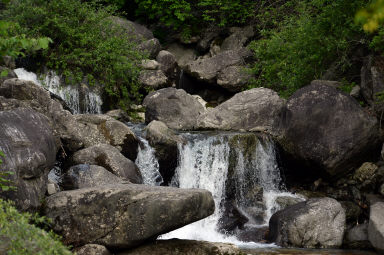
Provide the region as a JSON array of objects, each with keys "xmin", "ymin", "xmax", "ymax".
[
  {"xmin": 108, "ymin": 16, "xmax": 153, "ymax": 43},
  {"xmin": 45, "ymin": 184, "xmax": 214, "ymax": 249},
  {"xmin": 200, "ymin": 88, "xmax": 285, "ymax": 134},
  {"xmin": 220, "ymin": 26, "xmax": 254, "ymax": 52},
  {"xmin": 0, "ymin": 79, "xmax": 139, "ymax": 157},
  {"xmin": 139, "ymin": 70, "xmax": 168, "ymax": 90},
  {"xmin": 72, "ymin": 144, "xmax": 142, "ymax": 184},
  {"xmin": 166, "ymin": 43, "xmax": 197, "ymax": 69},
  {"xmin": 269, "ymin": 197, "xmax": 346, "ymax": 248},
  {"xmin": 117, "ymin": 239, "xmax": 242, "ymax": 255},
  {"xmin": 156, "ymin": 50, "xmax": 177, "ymax": 77},
  {"xmin": 143, "ymin": 88, "xmax": 206, "ymax": 130},
  {"xmin": 138, "ymin": 38, "xmax": 161, "ymax": 59},
  {"xmin": 368, "ymin": 199, "xmax": 384, "ymax": 252},
  {"xmin": 145, "ymin": 120, "xmax": 186, "ymax": 184},
  {"xmin": 0, "ymin": 108, "xmax": 58, "ymax": 210},
  {"xmin": 217, "ymin": 66, "xmax": 252, "ymax": 93},
  {"xmin": 185, "ymin": 48, "xmax": 252, "ymax": 84},
  {"xmin": 279, "ymin": 82, "xmax": 381, "ymax": 177},
  {"xmin": 61, "ymin": 164, "xmax": 124, "ymax": 190}
]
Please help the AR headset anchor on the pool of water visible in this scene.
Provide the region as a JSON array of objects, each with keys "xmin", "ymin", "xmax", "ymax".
[{"xmin": 241, "ymin": 248, "xmax": 379, "ymax": 255}]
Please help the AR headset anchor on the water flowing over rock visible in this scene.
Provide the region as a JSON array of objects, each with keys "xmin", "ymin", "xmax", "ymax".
[
  {"xmin": 279, "ymin": 82, "xmax": 381, "ymax": 177},
  {"xmin": 0, "ymin": 108, "xmax": 58, "ymax": 210},
  {"xmin": 162, "ymin": 132, "xmax": 302, "ymax": 244},
  {"xmin": 61, "ymin": 164, "xmax": 124, "ymax": 190},
  {"xmin": 144, "ymin": 120, "xmax": 185, "ymax": 184},
  {"xmin": 143, "ymin": 88, "xmax": 207, "ymax": 130},
  {"xmin": 269, "ymin": 197, "xmax": 346, "ymax": 248},
  {"xmin": 117, "ymin": 239, "xmax": 242, "ymax": 255},
  {"xmin": 368, "ymin": 198, "xmax": 384, "ymax": 252},
  {"xmin": 200, "ymin": 88, "xmax": 286, "ymax": 134},
  {"xmin": 71, "ymin": 144, "xmax": 143, "ymax": 184},
  {"xmin": 135, "ymin": 137, "xmax": 163, "ymax": 186},
  {"xmin": 14, "ymin": 68, "xmax": 102, "ymax": 114},
  {"xmin": 44, "ymin": 184, "xmax": 214, "ymax": 249}
]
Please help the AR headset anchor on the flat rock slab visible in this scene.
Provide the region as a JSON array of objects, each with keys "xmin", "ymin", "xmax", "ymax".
[
  {"xmin": 45, "ymin": 184, "xmax": 214, "ymax": 249},
  {"xmin": 117, "ymin": 239, "xmax": 242, "ymax": 255}
]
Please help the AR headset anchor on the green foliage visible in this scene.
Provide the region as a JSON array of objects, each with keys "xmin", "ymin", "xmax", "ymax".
[
  {"xmin": 0, "ymin": 151, "xmax": 16, "ymax": 192},
  {"xmin": 249, "ymin": 0, "xmax": 368, "ymax": 97},
  {"xmin": 0, "ymin": 199, "xmax": 72, "ymax": 255},
  {"xmin": 356, "ymin": 0, "xmax": 384, "ymax": 33},
  {"xmin": 134, "ymin": 0, "xmax": 256, "ymax": 37},
  {"xmin": 0, "ymin": 20, "xmax": 51, "ymax": 58},
  {"xmin": 2, "ymin": 0, "xmax": 146, "ymax": 108}
]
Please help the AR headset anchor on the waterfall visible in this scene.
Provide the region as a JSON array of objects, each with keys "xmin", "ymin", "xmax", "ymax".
[
  {"xmin": 135, "ymin": 137, "xmax": 163, "ymax": 186},
  {"xmin": 13, "ymin": 68, "xmax": 102, "ymax": 114},
  {"xmin": 163, "ymin": 134, "xmax": 237, "ymax": 242},
  {"xmin": 161, "ymin": 132, "xmax": 303, "ymax": 245}
]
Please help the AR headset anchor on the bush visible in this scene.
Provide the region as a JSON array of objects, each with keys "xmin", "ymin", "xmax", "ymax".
[
  {"xmin": 1, "ymin": 0, "xmax": 146, "ymax": 108},
  {"xmin": 134, "ymin": 0, "xmax": 256, "ymax": 38},
  {"xmin": 249, "ymin": 0, "xmax": 368, "ymax": 98},
  {"xmin": 0, "ymin": 199, "xmax": 72, "ymax": 255}
]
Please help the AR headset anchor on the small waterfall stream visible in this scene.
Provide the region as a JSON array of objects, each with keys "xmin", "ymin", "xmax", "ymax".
[
  {"xmin": 153, "ymin": 132, "xmax": 304, "ymax": 246},
  {"xmin": 13, "ymin": 68, "xmax": 102, "ymax": 114}
]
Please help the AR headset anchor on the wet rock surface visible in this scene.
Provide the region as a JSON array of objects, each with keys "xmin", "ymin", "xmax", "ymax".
[
  {"xmin": 368, "ymin": 198, "xmax": 384, "ymax": 252},
  {"xmin": 143, "ymin": 88, "xmax": 206, "ymax": 130},
  {"xmin": 0, "ymin": 108, "xmax": 58, "ymax": 210},
  {"xmin": 200, "ymin": 88, "xmax": 285, "ymax": 134},
  {"xmin": 61, "ymin": 164, "xmax": 124, "ymax": 190},
  {"xmin": 71, "ymin": 144, "xmax": 142, "ymax": 184},
  {"xmin": 45, "ymin": 184, "xmax": 215, "ymax": 249},
  {"xmin": 279, "ymin": 82, "xmax": 381, "ymax": 177},
  {"xmin": 269, "ymin": 197, "xmax": 346, "ymax": 248}
]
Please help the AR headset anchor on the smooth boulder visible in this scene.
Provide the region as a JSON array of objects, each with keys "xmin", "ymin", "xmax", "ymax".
[
  {"xmin": 139, "ymin": 70, "xmax": 168, "ymax": 89},
  {"xmin": 0, "ymin": 108, "xmax": 58, "ymax": 210},
  {"xmin": 217, "ymin": 66, "xmax": 252, "ymax": 92},
  {"xmin": 269, "ymin": 197, "xmax": 346, "ymax": 248},
  {"xmin": 279, "ymin": 82, "xmax": 380, "ymax": 177},
  {"xmin": 185, "ymin": 48, "xmax": 251, "ymax": 83},
  {"xmin": 72, "ymin": 144, "xmax": 142, "ymax": 184},
  {"xmin": 143, "ymin": 88, "xmax": 206, "ymax": 130},
  {"xmin": 368, "ymin": 199, "xmax": 384, "ymax": 252},
  {"xmin": 200, "ymin": 88, "xmax": 285, "ymax": 134},
  {"xmin": 61, "ymin": 164, "xmax": 124, "ymax": 190},
  {"xmin": 45, "ymin": 184, "xmax": 214, "ymax": 249},
  {"xmin": 74, "ymin": 244, "xmax": 112, "ymax": 255}
]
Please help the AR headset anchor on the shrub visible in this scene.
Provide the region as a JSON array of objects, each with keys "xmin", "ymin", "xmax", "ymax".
[
  {"xmin": 134, "ymin": 0, "xmax": 257, "ymax": 38},
  {"xmin": 249, "ymin": 0, "xmax": 368, "ymax": 98},
  {"xmin": 0, "ymin": 199, "xmax": 72, "ymax": 255},
  {"xmin": 1, "ymin": 0, "xmax": 146, "ymax": 109}
]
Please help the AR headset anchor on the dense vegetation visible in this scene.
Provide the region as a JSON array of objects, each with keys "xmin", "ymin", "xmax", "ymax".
[
  {"xmin": 0, "ymin": 199, "xmax": 72, "ymax": 255},
  {"xmin": 1, "ymin": 0, "xmax": 146, "ymax": 109},
  {"xmin": 1, "ymin": 0, "xmax": 384, "ymax": 101}
]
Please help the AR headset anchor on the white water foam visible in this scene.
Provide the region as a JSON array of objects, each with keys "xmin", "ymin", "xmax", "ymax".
[
  {"xmin": 160, "ymin": 133, "xmax": 303, "ymax": 246},
  {"xmin": 14, "ymin": 68, "xmax": 102, "ymax": 114},
  {"xmin": 135, "ymin": 137, "xmax": 163, "ymax": 186}
]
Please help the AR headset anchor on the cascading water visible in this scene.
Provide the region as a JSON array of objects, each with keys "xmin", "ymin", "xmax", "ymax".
[
  {"xmin": 135, "ymin": 137, "xmax": 163, "ymax": 186},
  {"xmin": 13, "ymin": 68, "xmax": 102, "ymax": 114},
  {"xmin": 159, "ymin": 132, "xmax": 303, "ymax": 246}
]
